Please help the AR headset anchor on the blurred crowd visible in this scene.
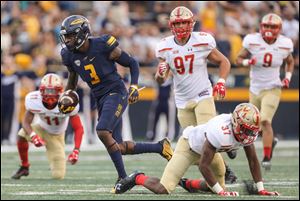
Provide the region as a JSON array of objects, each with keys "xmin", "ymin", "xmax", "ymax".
[{"xmin": 1, "ymin": 1, "xmax": 299, "ymax": 144}]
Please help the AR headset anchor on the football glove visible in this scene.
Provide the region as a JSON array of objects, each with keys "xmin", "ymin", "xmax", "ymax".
[
  {"xmin": 128, "ymin": 85, "xmax": 139, "ymax": 104},
  {"xmin": 30, "ymin": 133, "xmax": 45, "ymax": 147},
  {"xmin": 213, "ymin": 79, "xmax": 226, "ymax": 100},
  {"xmin": 258, "ymin": 190, "xmax": 280, "ymax": 196},
  {"xmin": 68, "ymin": 149, "xmax": 79, "ymax": 165},
  {"xmin": 242, "ymin": 57, "xmax": 257, "ymax": 66},
  {"xmin": 218, "ymin": 190, "xmax": 239, "ymax": 197},
  {"xmin": 157, "ymin": 62, "xmax": 169, "ymax": 77},
  {"xmin": 281, "ymin": 78, "xmax": 290, "ymax": 88}
]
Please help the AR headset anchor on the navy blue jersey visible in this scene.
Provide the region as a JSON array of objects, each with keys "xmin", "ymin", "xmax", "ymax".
[{"xmin": 61, "ymin": 35, "xmax": 125, "ymax": 98}]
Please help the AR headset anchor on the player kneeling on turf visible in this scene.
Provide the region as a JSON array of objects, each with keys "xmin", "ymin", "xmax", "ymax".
[
  {"xmin": 114, "ymin": 103, "xmax": 279, "ymax": 197},
  {"xmin": 12, "ymin": 73, "xmax": 84, "ymax": 180}
]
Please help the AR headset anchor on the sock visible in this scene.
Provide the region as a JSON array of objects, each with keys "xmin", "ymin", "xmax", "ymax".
[
  {"xmin": 17, "ymin": 140, "xmax": 30, "ymax": 167},
  {"xmin": 135, "ymin": 174, "xmax": 149, "ymax": 185},
  {"xmin": 186, "ymin": 179, "xmax": 208, "ymax": 191},
  {"xmin": 264, "ymin": 147, "xmax": 271, "ymax": 159},
  {"xmin": 109, "ymin": 150, "xmax": 127, "ymax": 179},
  {"xmin": 133, "ymin": 142, "xmax": 162, "ymax": 154}
]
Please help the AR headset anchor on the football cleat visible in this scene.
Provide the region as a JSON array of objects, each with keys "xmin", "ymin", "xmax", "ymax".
[
  {"xmin": 159, "ymin": 137, "xmax": 173, "ymax": 161},
  {"xmin": 178, "ymin": 178, "xmax": 199, "ymax": 193},
  {"xmin": 113, "ymin": 170, "xmax": 144, "ymax": 194},
  {"xmin": 225, "ymin": 166, "xmax": 238, "ymax": 184},
  {"xmin": 261, "ymin": 137, "xmax": 278, "ymax": 171},
  {"xmin": 270, "ymin": 137, "xmax": 278, "ymax": 159},
  {"xmin": 226, "ymin": 150, "xmax": 237, "ymax": 159},
  {"xmin": 261, "ymin": 157, "xmax": 271, "ymax": 171},
  {"xmin": 110, "ymin": 177, "xmax": 121, "ymax": 194},
  {"xmin": 11, "ymin": 166, "xmax": 29, "ymax": 179}
]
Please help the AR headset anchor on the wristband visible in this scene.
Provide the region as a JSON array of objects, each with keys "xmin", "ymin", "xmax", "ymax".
[
  {"xmin": 285, "ymin": 72, "xmax": 292, "ymax": 81},
  {"xmin": 256, "ymin": 181, "xmax": 264, "ymax": 192},
  {"xmin": 30, "ymin": 132, "xmax": 36, "ymax": 138},
  {"xmin": 212, "ymin": 182, "xmax": 223, "ymax": 194},
  {"xmin": 130, "ymin": 85, "xmax": 138, "ymax": 90},
  {"xmin": 242, "ymin": 59, "xmax": 250, "ymax": 66},
  {"xmin": 217, "ymin": 78, "xmax": 226, "ymax": 84}
]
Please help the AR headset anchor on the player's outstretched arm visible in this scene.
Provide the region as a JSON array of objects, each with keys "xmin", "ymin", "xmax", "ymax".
[
  {"xmin": 110, "ymin": 47, "xmax": 140, "ymax": 104},
  {"xmin": 236, "ymin": 48, "xmax": 256, "ymax": 67},
  {"xmin": 68, "ymin": 114, "xmax": 84, "ymax": 165},
  {"xmin": 282, "ymin": 54, "xmax": 294, "ymax": 88},
  {"xmin": 154, "ymin": 58, "xmax": 170, "ymax": 85},
  {"xmin": 66, "ymin": 71, "xmax": 78, "ymax": 91},
  {"xmin": 243, "ymin": 145, "xmax": 279, "ymax": 196},
  {"xmin": 199, "ymin": 140, "xmax": 238, "ymax": 196},
  {"xmin": 199, "ymin": 140, "xmax": 218, "ymax": 189},
  {"xmin": 22, "ymin": 111, "xmax": 45, "ymax": 147},
  {"xmin": 208, "ymin": 49, "xmax": 230, "ymax": 100}
]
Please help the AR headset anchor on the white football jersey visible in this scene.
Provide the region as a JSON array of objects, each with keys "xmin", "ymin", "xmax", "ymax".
[
  {"xmin": 155, "ymin": 32, "xmax": 216, "ymax": 109},
  {"xmin": 25, "ymin": 91, "xmax": 79, "ymax": 135},
  {"xmin": 182, "ymin": 114, "xmax": 247, "ymax": 155},
  {"xmin": 243, "ymin": 33, "xmax": 293, "ymax": 95}
]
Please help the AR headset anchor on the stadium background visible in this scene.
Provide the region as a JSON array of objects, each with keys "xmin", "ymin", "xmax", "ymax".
[{"xmin": 1, "ymin": 1, "xmax": 299, "ymax": 146}]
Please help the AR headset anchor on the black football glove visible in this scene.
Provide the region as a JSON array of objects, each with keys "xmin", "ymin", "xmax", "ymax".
[{"xmin": 128, "ymin": 85, "xmax": 139, "ymax": 104}]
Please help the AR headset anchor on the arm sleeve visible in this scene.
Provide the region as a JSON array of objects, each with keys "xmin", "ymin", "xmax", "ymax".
[
  {"xmin": 70, "ymin": 114, "xmax": 84, "ymax": 150},
  {"xmin": 60, "ymin": 48, "xmax": 74, "ymax": 72},
  {"xmin": 115, "ymin": 51, "xmax": 139, "ymax": 85},
  {"xmin": 103, "ymin": 35, "xmax": 119, "ymax": 53}
]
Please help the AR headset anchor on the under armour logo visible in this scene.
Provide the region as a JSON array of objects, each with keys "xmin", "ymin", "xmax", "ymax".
[{"xmin": 188, "ymin": 48, "xmax": 192, "ymax": 51}]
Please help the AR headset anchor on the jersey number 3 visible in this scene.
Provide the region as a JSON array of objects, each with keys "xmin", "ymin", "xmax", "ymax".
[
  {"xmin": 85, "ymin": 64, "xmax": 101, "ymax": 84},
  {"xmin": 174, "ymin": 54, "xmax": 194, "ymax": 74}
]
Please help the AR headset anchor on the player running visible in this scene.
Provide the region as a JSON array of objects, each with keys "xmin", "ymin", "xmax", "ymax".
[
  {"xmin": 236, "ymin": 13, "xmax": 294, "ymax": 170},
  {"xmin": 59, "ymin": 15, "xmax": 173, "ymax": 191}
]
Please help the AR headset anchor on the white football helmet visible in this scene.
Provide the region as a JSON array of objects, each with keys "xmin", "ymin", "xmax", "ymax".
[
  {"xmin": 260, "ymin": 13, "xmax": 282, "ymax": 43},
  {"xmin": 231, "ymin": 103, "xmax": 260, "ymax": 145},
  {"xmin": 169, "ymin": 6, "xmax": 195, "ymax": 40},
  {"xmin": 39, "ymin": 73, "xmax": 64, "ymax": 109}
]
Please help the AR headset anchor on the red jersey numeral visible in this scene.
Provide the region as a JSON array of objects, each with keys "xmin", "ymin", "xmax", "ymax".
[
  {"xmin": 263, "ymin": 53, "xmax": 272, "ymax": 67},
  {"xmin": 45, "ymin": 117, "xmax": 59, "ymax": 126},
  {"xmin": 173, "ymin": 54, "xmax": 195, "ymax": 75},
  {"xmin": 221, "ymin": 125, "xmax": 231, "ymax": 135}
]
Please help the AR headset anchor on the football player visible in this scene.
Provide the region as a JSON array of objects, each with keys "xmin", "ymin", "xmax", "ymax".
[
  {"xmin": 236, "ymin": 13, "xmax": 294, "ymax": 170},
  {"xmin": 59, "ymin": 15, "xmax": 173, "ymax": 191},
  {"xmin": 11, "ymin": 73, "xmax": 84, "ymax": 180},
  {"xmin": 154, "ymin": 6, "xmax": 236, "ymax": 183},
  {"xmin": 114, "ymin": 103, "xmax": 279, "ymax": 197}
]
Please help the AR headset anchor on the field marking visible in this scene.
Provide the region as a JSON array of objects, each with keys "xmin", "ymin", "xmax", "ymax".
[
  {"xmin": 2, "ymin": 180, "xmax": 298, "ymax": 188},
  {"xmin": 8, "ymin": 190, "xmax": 299, "ymax": 199},
  {"xmin": 1, "ymin": 140, "xmax": 299, "ymax": 153}
]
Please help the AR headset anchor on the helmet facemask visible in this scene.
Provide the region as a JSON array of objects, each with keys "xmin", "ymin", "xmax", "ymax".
[
  {"xmin": 169, "ymin": 6, "xmax": 195, "ymax": 40},
  {"xmin": 39, "ymin": 74, "xmax": 63, "ymax": 110},
  {"xmin": 260, "ymin": 13, "xmax": 282, "ymax": 43}
]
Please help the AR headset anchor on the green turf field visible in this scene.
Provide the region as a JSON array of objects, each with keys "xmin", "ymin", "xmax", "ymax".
[{"xmin": 1, "ymin": 141, "xmax": 299, "ymax": 200}]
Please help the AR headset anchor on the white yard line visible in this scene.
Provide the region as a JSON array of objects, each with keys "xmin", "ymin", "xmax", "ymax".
[{"xmin": 1, "ymin": 140, "xmax": 299, "ymax": 153}]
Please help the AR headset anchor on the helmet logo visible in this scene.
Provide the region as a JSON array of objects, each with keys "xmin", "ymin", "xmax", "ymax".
[{"xmin": 70, "ymin": 18, "xmax": 85, "ymax": 25}]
